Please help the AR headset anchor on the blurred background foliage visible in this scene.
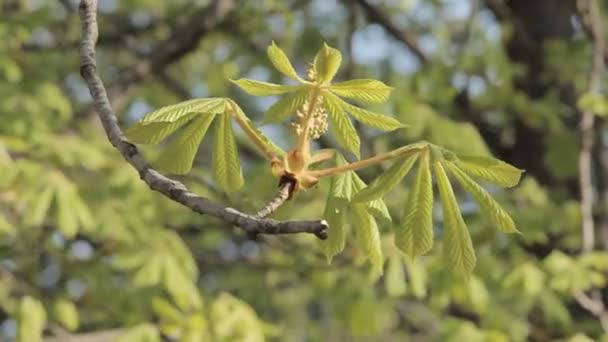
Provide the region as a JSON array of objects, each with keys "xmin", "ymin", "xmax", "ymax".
[{"xmin": 1, "ymin": 0, "xmax": 608, "ymax": 341}]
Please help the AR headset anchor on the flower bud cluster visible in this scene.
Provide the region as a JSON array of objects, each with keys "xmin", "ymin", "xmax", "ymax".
[{"xmin": 291, "ymin": 94, "xmax": 328, "ymax": 140}]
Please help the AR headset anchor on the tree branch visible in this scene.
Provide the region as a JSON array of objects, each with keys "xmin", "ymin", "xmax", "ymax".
[
  {"xmin": 78, "ymin": 0, "xmax": 328, "ymax": 239},
  {"xmin": 354, "ymin": 0, "xmax": 428, "ymax": 65}
]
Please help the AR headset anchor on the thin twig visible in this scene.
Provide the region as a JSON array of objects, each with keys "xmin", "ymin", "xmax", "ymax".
[
  {"xmin": 78, "ymin": 0, "xmax": 328, "ymax": 239},
  {"xmin": 577, "ymin": 0, "xmax": 605, "ymax": 253},
  {"xmin": 573, "ymin": 0, "xmax": 607, "ymax": 332},
  {"xmin": 254, "ymin": 179, "xmax": 295, "ymax": 219}
]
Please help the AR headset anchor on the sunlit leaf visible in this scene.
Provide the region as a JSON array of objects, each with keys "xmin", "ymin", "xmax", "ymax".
[
  {"xmin": 267, "ymin": 41, "xmax": 303, "ymax": 81},
  {"xmin": 53, "ymin": 299, "xmax": 79, "ymax": 332},
  {"xmin": 325, "ymin": 91, "xmax": 405, "ymax": 131},
  {"xmin": 230, "ymin": 79, "xmax": 297, "ymax": 96},
  {"xmin": 313, "ymin": 43, "xmax": 342, "ymax": 83},
  {"xmin": 446, "ymin": 161, "xmax": 519, "ymax": 233},
  {"xmin": 212, "ymin": 113, "xmax": 244, "ymax": 192},
  {"xmin": 353, "ymin": 204, "xmax": 384, "ymax": 277},
  {"xmin": 329, "ymin": 79, "xmax": 394, "ymax": 103},
  {"xmin": 263, "ymin": 90, "xmax": 310, "ymax": 124},
  {"xmin": 395, "ymin": 152, "xmax": 433, "ymax": 257},
  {"xmin": 25, "ymin": 185, "xmax": 53, "ymax": 227},
  {"xmin": 116, "ymin": 323, "xmax": 160, "ymax": 342},
  {"xmin": 455, "ymin": 155, "xmax": 523, "ymax": 188},
  {"xmin": 350, "ymin": 172, "xmax": 392, "ymax": 223},
  {"xmin": 229, "ymin": 99, "xmax": 286, "ymax": 157},
  {"xmin": 55, "ymin": 186, "xmax": 79, "ymax": 239},
  {"xmin": 125, "ymin": 113, "xmax": 198, "ymax": 145},
  {"xmin": 18, "ymin": 296, "xmax": 46, "ymax": 342},
  {"xmin": 353, "ymin": 154, "xmax": 418, "ymax": 203},
  {"xmin": 155, "ymin": 113, "xmax": 216, "ymax": 174},
  {"xmin": 385, "ymin": 255, "xmax": 407, "ymax": 297},
  {"xmin": 321, "ymin": 192, "xmax": 347, "ymax": 263},
  {"xmin": 434, "ymin": 161, "xmax": 476, "ymax": 275},
  {"xmin": 324, "ymin": 93, "xmax": 360, "ymax": 157}
]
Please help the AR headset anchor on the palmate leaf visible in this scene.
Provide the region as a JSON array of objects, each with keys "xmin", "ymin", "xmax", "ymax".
[
  {"xmin": 324, "ymin": 91, "xmax": 405, "ymax": 132},
  {"xmin": 126, "ymin": 98, "xmax": 225, "ymax": 144},
  {"xmin": 212, "ymin": 113, "xmax": 244, "ymax": 192},
  {"xmin": 155, "ymin": 113, "xmax": 216, "ymax": 174},
  {"xmin": 267, "ymin": 41, "xmax": 304, "ymax": 82},
  {"xmin": 395, "ymin": 151, "xmax": 433, "ymax": 257},
  {"xmin": 455, "ymin": 155, "xmax": 523, "ymax": 188},
  {"xmin": 263, "ymin": 90, "xmax": 310, "ymax": 124},
  {"xmin": 313, "ymin": 43, "xmax": 342, "ymax": 83},
  {"xmin": 445, "ymin": 161, "xmax": 519, "ymax": 233},
  {"xmin": 230, "ymin": 79, "xmax": 297, "ymax": 96},
  {"xmin": 330, "ymin": 154, "xmax": 353, "ymax": 200},
  {"xmin": 329, "ymin": 79, "xmax": 394, "ymax": 104},
  {"xmin": 353, "ymin": 154, "xmax": 418, "ymax": 203},
  {"xmin": 434, "ymin": 161, "xmax": 477, "ymax": 275},
  {"xmin": 352, "ymin": 204, "xmax": 384, "ymax": 277},
  {"xmin": 324, "ymin": 94, "xmax": 360, "ymax": 157}
]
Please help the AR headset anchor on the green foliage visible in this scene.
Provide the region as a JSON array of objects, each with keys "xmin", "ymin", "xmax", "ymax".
[
  {"xmin": 18, "ymin": 296, "xmax": 46, "ymax": 342},
  {"xmin": 212, "ymin": 113, "xmax": 244, "ymax": 192}
]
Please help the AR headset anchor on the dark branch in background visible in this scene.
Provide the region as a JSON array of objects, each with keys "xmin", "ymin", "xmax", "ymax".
[
  {"xmin": 354, "ymin": 0, "xmax": 428, "ymax": 65},
  {"xmin": 573, "ymin": 0, "xmax": 607, "ymax": 330},
  {"xmin": 78, "ymin": 0, "xmax": 328, "ymax": 239}
]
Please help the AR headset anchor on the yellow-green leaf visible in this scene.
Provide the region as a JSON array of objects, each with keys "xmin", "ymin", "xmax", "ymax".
[
  {"xmin": 267, "ymin": 41, "xmax": 303, "ymax": 82},
  {"xmin": 329, "ymin": 154, "xmax": 353, "ymax": 200},
  {"xmin": 263, "ymin": 90, "xmax": 310, "ymax": 124},
  {"xmin": 313, "ymin": 43, "xmax": 342, "ymax": 83},
  {"xmin": 18, "ymin": 296, "xmax": 46, "ymax": 342},
  {"xmin": 155, "ymin": 113, "xmax": 216, "ymax": 174},
  {"xmin": 446, "ymin": 161, "xmax": 519, "ymax": 233},
  {"xmin": 353, "ymin": 154, "xmax": 418, "ymax": 203},
  {"xmin": 229, "ymin": 99, "xmax": 286, "ymax": 157},
  {"xmin": 455, "ymin": 155, "xmax": 523, "ymax": 188},
  {"xmin": 434, "ymin": 161, "xmax": 476, "ymax": 275},
  {"xmin": 321, "ymin": 192, "xmax": 347, "ymax": 263},
  {"xmin": 352, "ymin": 204, "xmax": 384, "ymax": 278},
  {"xmin": 55, "ymin": 186, "xmax": 79, "ymax": 239},
  {"xmin": 116, "ymin": 323, "xmax": 160, "ymax": 342},
  {"xmin": 329, "ymin": 79, "xmax": 394, "ymax": 103},
  {"xmin": 25, "ymin": 185, "xmax": 54, "ymax": 227},
  {"xmin": 212, "ymin": 113, "xmax": 244, "ymax": 192},
  {"xmin": 395, "ymin": 151, "xmax": 433, "ymax": 257},
  {"xmin": 230, "ymin": 79, "xmax": 296, "ymax": 96},
  {"xmin": 126, "ymin": 113, "xmax": 198, "ymax": 145},
  {"xmin": 53, "ymin": 299, "xmax": 79, "ymax": 332},
  {"xmin": 326, "ymin": 91, "xmax": 406, "ymax": 131},
  {"xmin": 324, "ymin": 93, "xmax": 360, "ymax": 157},
  {"xmin": 350, "ymin": 172, "xmax": 392, "ymax": 223},
  {"xmin": 385, "ymin": 255, "xmax": 407, "ymax": 297}
]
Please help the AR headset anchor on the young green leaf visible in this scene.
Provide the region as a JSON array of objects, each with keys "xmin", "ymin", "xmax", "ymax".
[
  {"xmin": 263, "ymin": 90, "xmax": 310, "ymax": 124},
  {"xmin": 350, "ymin": 172, "xmax": 392, "ymax": 223},
  {"xmin": 313, "ymin": 43, "xmax": 342, "ymax": 83},
  {"xmin": 434, "ymin": 161, "xmax": 476, "ymax": 275},
  {"xmin": 324, "ymin": 94, "xmax": 360, "ymax": 157},
  {"xmin": 385, "ymin": 255, "xmax": 407, "ymax": 297},
  {"xmin": 230, "ymin": 79, "xmax": 297, "ymax": 96},
  {"xmin": 445, "ymin": 161, "xmax": 519, "ymax": 233},
  {"xmin": 330, "ymin": 154, "xmax": 353, "ymax": 201},
  {"xmin": 212, "ymin": 113, "xmax": 244, "ymax": 192},
  {"xmin": 321, "ymin": 192, "xmax": 348, "ymax": 263},
  {"xmin": 325, "ymin": 92, "xmax": 406, "ymax": 131},
  {"xmin": 229, "ymin": 99, "xmax": 286, "ymax": 157},
  {"xmin": 55, "ymin": 186, "xmax": 79, "ymax": 239},
  {"xmin": 353, "ymin": 154, "xmax": 418, "ymax": 203},
  {"xmin": 53, "ymin": 299, "xmax": 79, "ymax": 332},
  {"xmin": 455, "ymin": 155, "xmax": 523, "ymax": 188},
  {"xmin": 126, "ymin": 98, "xmax": 224, "ymax": 144},
  {"xmin": 329, "ymin": 79, "xmax": 394, "ymax": 103},
  {"xmin": 267, "ymin": 41, "xmax": 304, "ymax": 82},
  {"xmin": 155, "ymin": 113, "xmax": 216, "ymax": 174},
  {"xmin": 125, "ymin": 113, "xmax": 198, "ymax": 145},
  {"xmin": 353, "ymin": 204, "xmax": 384, "ymax": 277},
  {"xmin": 25, "ymin": 185, "xmax": 53, "ymax": 227},
  {"xmin": 137, "ymin": 98, "xmax": 225, "ymax": 124},
  {"xmin": 395, "ymin": 151, "xmax": 434, "ymax": 257},
  {"xmin": 18, "ymin": 296, "xmax": 46, "ymax": 342}
]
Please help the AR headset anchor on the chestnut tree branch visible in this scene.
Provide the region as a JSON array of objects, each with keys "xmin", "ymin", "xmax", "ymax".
[{"xmin": 78, "ymin": 0, "xmax": 328, "ymax": 239}]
